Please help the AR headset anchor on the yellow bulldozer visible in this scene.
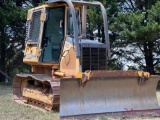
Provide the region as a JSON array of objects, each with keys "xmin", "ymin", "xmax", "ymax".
[{"xmin": 13, "ymin": 0, "xmax": 160, "ymax": 117}]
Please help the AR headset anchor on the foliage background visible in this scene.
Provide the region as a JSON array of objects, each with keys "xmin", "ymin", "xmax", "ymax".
[
  {"xmin": 87, "ymin": 0, "xmax": 160, "ymax": 74},
  {"xmin": 0, "ymin": 0, "xmax": 160, "ymax": 83}
]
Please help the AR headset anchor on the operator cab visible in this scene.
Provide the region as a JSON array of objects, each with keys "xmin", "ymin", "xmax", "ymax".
[
  {"xmin": 41, "ymin": 7, "xmax": 81, "ymax": 63},
  {"xmin": 23, "ymin": 1, "xmax": 109, "ymax": 72},
  {"xmin": 23, "ymin": 5, "xmax": 81, "ymax": 64}
]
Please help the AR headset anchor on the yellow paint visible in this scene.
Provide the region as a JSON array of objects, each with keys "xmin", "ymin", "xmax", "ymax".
[
  {"xmin": 60, "ymin": 41, "xmax": 81, "ymax": 77},
  {"xmin": 23, "ymin": 58, "xmax": 39, "ymax": 64},
  {"xmin": 54, "ymin": 71, "xmax": 65, "ymax": 77},
  {"xmin": 40, "ymin": 12, "xmax": 46, "ymax": 21},
  {"xmin": 23, "ymin": 89, "xmax": 53, "ymax": 105},
  {"xmin": 23, "ymin": 45, "xmax": 40, "ymax": 64},
  {"xmin": 138, "ymin": 71, "xmax": 150, "ymax": 78},
  {"xmin": 77, "ymin": 72, "xmax": 82, "ymax": 78},
  {"xmin": 27, "ymin": 9, "xmax": 32, "ymax": 20},
  {"xmin": 21, "ymin": 79, "xmax": 54, "ymax": 105},
  {"xmin": 25, "ymin": 45, "xmax": 37, "ymax": 55}
]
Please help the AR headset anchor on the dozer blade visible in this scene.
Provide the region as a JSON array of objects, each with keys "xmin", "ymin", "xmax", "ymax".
[{"xmin": 60, "ymin": 70, "xmax": 160, "ymax": 116}]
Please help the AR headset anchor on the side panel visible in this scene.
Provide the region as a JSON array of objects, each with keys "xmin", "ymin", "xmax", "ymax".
[
  {"xmin": 60, "ymin": 40, "xmax": 81, "ymax": 76},
  {"xmin": 23, "ymin": 8, "xmax": 45, "ymax": 64},
  {"xmin": 23, "ymin": 45, "xmax": 42, "ymax": 63}
]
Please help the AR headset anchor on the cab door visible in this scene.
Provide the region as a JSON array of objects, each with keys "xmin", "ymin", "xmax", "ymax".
[{"xmin": 42, "ymin": 7, "xmax": 65, "ymax": 63}]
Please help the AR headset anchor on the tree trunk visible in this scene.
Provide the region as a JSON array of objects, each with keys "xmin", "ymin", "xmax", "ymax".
[
  {"xmin": 98, "ymin": 25, "xmax": 100, "ymax": 40},
  {"xmin": 101, "ymin": 27, "xmax": 105, "ymax": 43},
  {"xmin": 0, "ymin": 28, "xmax": 6, "ymax": 82},
  {"xmin": 143, "ymin": 42, "xmax": 155, "ymax": 74}
]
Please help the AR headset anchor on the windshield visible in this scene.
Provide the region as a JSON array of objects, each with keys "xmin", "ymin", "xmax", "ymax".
[{"xmin": 67, "ymin": 8, "xmax": 81, "ymax": 35}]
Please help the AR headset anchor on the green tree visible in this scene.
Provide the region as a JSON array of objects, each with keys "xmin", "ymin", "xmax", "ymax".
[
  {"xmin": 0, "ymin": 0, "xmax": 28, "ymax": 82},
  {"xmin": 87, "ymin": 0, "xmax": 126, "ymax": 69},
  {"xmin": 110, "ymin": 0, "xmax": 160, "ymax": 74},
  {"xmin": 87, "ymin": 0, "xmax": 160, "ymax": 73}
]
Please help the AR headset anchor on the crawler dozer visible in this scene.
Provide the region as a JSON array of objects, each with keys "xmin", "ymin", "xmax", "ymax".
[{"xmin": 13, "ymin": 0, "xmax": 160, "ymax": 117}]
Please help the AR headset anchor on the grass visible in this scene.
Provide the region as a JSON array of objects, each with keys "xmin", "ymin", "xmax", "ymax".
[
  {"xmin": 0, "ymin": 84, "xmax": 59, "ymax": 120},
  {"xmin": 0, "ymin": 83, "xmax": 160, "ymax": 120}
]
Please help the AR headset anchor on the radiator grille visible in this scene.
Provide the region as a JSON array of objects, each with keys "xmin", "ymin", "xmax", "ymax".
[
  {"xmin": 29, "ymin": 11, "xmax": 41, "ymax": 42},
  {"xmin": 82, "ymin": 47, "xmax": 106, "ymax": 72}
]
